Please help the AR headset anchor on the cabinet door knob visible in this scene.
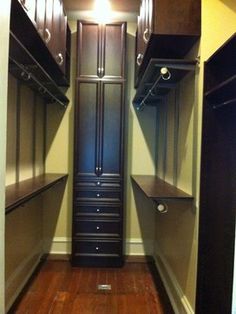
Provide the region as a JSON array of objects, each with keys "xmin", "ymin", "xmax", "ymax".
[
  {"xmin": 96, "ymin": 226, "xmax": 100, "ymax": 230},
  {"xmin": 44, "ymin": 28, "xmax": 51, "ymax": 44},
  {"xmin": 96, "ymin": 193, "xmax": 100, "ymax": 197},
  {"xmin": 97, "ymin": 181, "xmax": 101, "ymax": 186},
  {"xmin": 96, "ymin": 208, "xmax": 100, "ymax": 212},
  {"xmin": 143, "ymin": 28, "xmax": 150, "ymax": 44},
  {"xmin": 56, "ymin": 53, "xmax": 64, "ymax": 66},
  {"xmin": 95, "ymin": 246, "xmax": 99, "ymax": 251},
  {"xmin": 137, "ymin": 53, "xmax": 143, "ymax": 66}
]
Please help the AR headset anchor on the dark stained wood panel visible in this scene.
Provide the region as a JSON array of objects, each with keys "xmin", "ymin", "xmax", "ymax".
[
  {"xmin": 196, "ymin": 34, "xmax": 236, "ymax": 314},
  {"xmin": 135, "ymin": 0, "xmax": 201, "ymax": 87},
  {"xmin": 101, "ymin": 82, "xmax": 124, "ymax": 178},
  {"xmin": 132, "ymin": 175, "xmax": 193, "ymax": 200},
  {"xmin": 103, "ymin": 23, "xmax": 126, "ymax": 79},
  {"xmin": 75, "ymin": 81, "xmax": 99, "ymax": 178},
  {"xmin": 5, "ymin": 173, "xmax": 68, "ymax": 214},
  {"xmin": 77, "ymin": 21, "xmax": 101, "ymax": 78}
]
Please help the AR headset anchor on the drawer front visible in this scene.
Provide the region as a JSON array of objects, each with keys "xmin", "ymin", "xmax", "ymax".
[
  {"xmin": 75, "ymin": 180, "xmax": 121, "ymax": 189},
  {"xmin": 74, "ymin": 219, "xmax": 121, "ymax": 237},
  {"xmin": 75, "ymin": 190, "xmax": 121, "ymax": 202},
  {"xmin": 74, "ymin": 204, "xmax": 121, "ymax": 218},
  {"xmin": 73, "ymin": 239, "xmax": 122, "ymax": 256}
]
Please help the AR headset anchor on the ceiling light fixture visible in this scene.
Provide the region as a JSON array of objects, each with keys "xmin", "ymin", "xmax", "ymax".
[{"xmin": 93, "ymin": 0, "xmax": 112, "ymax": 23}]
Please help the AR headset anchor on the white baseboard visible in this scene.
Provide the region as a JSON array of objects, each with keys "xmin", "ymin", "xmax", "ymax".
[
  {"xmin": 125, "ymin": 238, "xmax": 153, "ymax": 256},
  {"xmin": 45, "ymin": 237, "xmax": 153, "ymax": 256},
  {"xmin": 44, "ymin": 237, "xmax": 72, "ymax": 255},
  {"xmin": 154, "ymin": 252, "xmax": 194, "ymax": 314}
]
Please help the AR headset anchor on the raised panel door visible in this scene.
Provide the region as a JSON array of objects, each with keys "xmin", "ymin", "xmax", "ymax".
[
  {"xmin": 18, "ymin": 0, "xmax": 36, "ymax": 24},
  {"xmin": 77, "ymin": 21, "xmax": 101, "ymax": 78},
  {"xmin": 52, "ymin": 0, "xmax": 66, "ymax": 73},
  {"xmin": 75, "ymin": 81, "xmax": 100, "ymax": 178},
  {"xmin": 100, "ymin": 82, "xmax": 124, "ymax": 178},
  {"xmin": 58, "ymin": 3, "xmax": 67, "ymax": 74},
  {"xmin": 44, "ymin": 0, "xmax": 54, "ymax": 52},
  {"xmin": 35, "ymin": 0, "xmax": 46, "ymax": 38},
  {"xmin": 102, "ymin": 23, "xmax": 126, "ymax": 79}
]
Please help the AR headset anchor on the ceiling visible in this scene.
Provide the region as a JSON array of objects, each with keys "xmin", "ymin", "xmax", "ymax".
[{"xmin": 63, "ymin": 0, "xmax": 140, "ymax": 13}]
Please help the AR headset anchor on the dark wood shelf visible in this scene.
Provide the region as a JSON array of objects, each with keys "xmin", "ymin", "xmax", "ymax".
[
  {"xmin": 5, "ymin": 173, "xmax": 68, "ymax": 214},
  {"xmin": 133, "ymin": 58, "xmax": 196, "ymax": 110},
  {"xmin": 205, "ymin": 74, "xmax": 236, "ymax": 107},
  {"xmin": 131, "ymin": 175, "xmax": 193, "ymax": 201}
]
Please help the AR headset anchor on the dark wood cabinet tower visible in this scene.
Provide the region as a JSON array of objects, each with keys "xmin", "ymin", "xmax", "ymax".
[{"xmin": 72, "ymin": 21, "xmax": 127, "ymax": 267}]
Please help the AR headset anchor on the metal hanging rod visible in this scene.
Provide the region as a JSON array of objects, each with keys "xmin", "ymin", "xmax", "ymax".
[
  {"xmin": 9, "ymin": 57, "xmax": 68, "ymax": 109},
  {"xmin": 137, "ymin": 67, "xmax": 171, "ymax": 111}
]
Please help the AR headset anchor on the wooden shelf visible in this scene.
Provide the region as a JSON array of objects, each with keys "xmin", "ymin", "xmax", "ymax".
[
  {"xmin": 205, "ymin": 74, "xmax": 236, "ymax": 107},
  {"xmin": 5, "ymin": 174, "xmax": 68, "ymax": 214},
  {"xmin": 133, "ymin": 58, "xmax": 196, "ymax": 110},
  {"xmin": 131, "ymin": 175, "xmax": 193, "ymax": 201}
]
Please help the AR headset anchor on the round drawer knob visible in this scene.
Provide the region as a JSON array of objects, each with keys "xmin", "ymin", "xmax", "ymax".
[
  {"xmin": 97, "ymin": 181, "xmax": 101, "ymax": 186},
  {"xmin": 96, "ymin": 226, "xmax": 100, "ymax": 230},
  {"xmin": 96, "ymin": 193, "xmax": 100, "ymax": 197},
  {"xmin": 96, "ymin": 209, "xmax": 100, "ymax": 212},
  {"xmin": 96, "ymin": 247, "xmax": 99, "ymax": 251}
]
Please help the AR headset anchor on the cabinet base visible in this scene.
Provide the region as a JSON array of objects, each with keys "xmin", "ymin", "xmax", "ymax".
[{"xmin": 71, "ymin": 255, "xmax": 124, "ymax": 268}]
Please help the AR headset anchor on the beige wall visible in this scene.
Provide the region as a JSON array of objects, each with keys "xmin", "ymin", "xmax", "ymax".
[
  {"xmin": 0, "ymin": 1, "xmax": 11, "ymax": 312},
  {"xmin": 5, "ymin": 76, "xmax": 46, "ymax": 311},
  {"xmin": 153, "ymin": 1, "xmax": 236, "ymax": 313}
]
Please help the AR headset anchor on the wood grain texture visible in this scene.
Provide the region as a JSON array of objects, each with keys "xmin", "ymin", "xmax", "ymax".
[
  {"xmin": 5, "ymin": 174, "xmax": 68, "ymax": 214},
  {"xmin": 9, "ymin": 260, "xmax": 170, "ymax": 314},
  {"xmin": 131, "ymin": 175, "xmax": 193, "ymax": 200}
]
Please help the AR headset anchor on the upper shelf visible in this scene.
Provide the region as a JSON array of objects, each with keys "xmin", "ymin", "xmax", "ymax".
[
  {"xmin": 133, "ymin": 58, "xmax": 197, "ymax": 110},
  {"xmin": 9, "ymin": 32, "xmax": 69, "ymax": 108},
  {"xmin": 131, "ymin": 175, "xmax": 193, "ymax": 202},
  {"xmin": 204, "ymin": 33, "xmax": 236, "ymax": 109},
  {"xmin": 205, "ymin": 74, "xmax": 236, "ymax": 109},
  {"xmin": 5, "ymin": 173, "xmax": 68, "ymax": 214}
]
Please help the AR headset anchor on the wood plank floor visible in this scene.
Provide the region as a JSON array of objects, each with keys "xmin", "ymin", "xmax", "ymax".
[{"xmin": 9, "ymin": 260, "xmax": 172, "ymax": 314}]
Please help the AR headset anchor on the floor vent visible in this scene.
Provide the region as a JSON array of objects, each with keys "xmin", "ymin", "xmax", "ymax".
[{"xmin": 97, "ymin": 284, "xmax": 112, "ymax": 291}]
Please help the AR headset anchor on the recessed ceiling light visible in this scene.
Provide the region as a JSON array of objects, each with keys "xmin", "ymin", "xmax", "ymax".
[{"xmin": 93, "ymin": 0, "xmax": 112, "ymax": 23}]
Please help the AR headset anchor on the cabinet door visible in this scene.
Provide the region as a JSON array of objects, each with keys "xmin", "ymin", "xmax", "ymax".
[
  {"xmin": 77, "ymin": 21, "xmax": 101, "ymax": 79},
  {"xmin": 52, "ymin": 0, "xmax": 66, "ymax": 73},
  {"xmin": 145, "ymin": 0, "xmax": 153, "ymax": 44},
  {"xmin": 75, "ymin": 81, "xmax": 100, "ymax": 178},
  {"xmin": 18, "ymin": 0, "xmax": 36, "ymax": 25},
  {"xmin": 44, "ymin": 0, "xmax": 54, "ymax": 51},
  {"xmin": 35, "ymin": 0, "xmax": 46, "ymax": 38},
  {"xmin": 99, "ymin": 82, "xmax": 124, "ymax": 178},
  {"xmin": 58, "ymin": 4, "xmax": 67, "ymax": 74},
  {"xmin": 102, "ymin": 23, "xmax": 126, "ymax": 79}
]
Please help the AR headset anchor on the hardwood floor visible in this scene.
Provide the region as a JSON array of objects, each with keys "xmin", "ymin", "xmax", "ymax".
[{"xmin": 9, "ymin": 260, "xmax": 173, "ymax": 314}]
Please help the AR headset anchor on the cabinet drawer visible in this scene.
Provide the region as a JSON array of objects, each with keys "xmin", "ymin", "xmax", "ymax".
[
  {"xmin": 73, "ymin": 239, "xmax": 122, "ymax": 256},
  {"xmin": 75, "ymin": 180, "xmax": 121, "ymax": 189},
  {"xmin": 75, "ymin": 190, "xmax": 121, "ymax": 202},
  {"xmin": 74, "ymin": 204, "xmax": 121, "ymax": 217},
  {"xmin": 74, "ymin": 219, "xmax": 121, "ymax": 237}
]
